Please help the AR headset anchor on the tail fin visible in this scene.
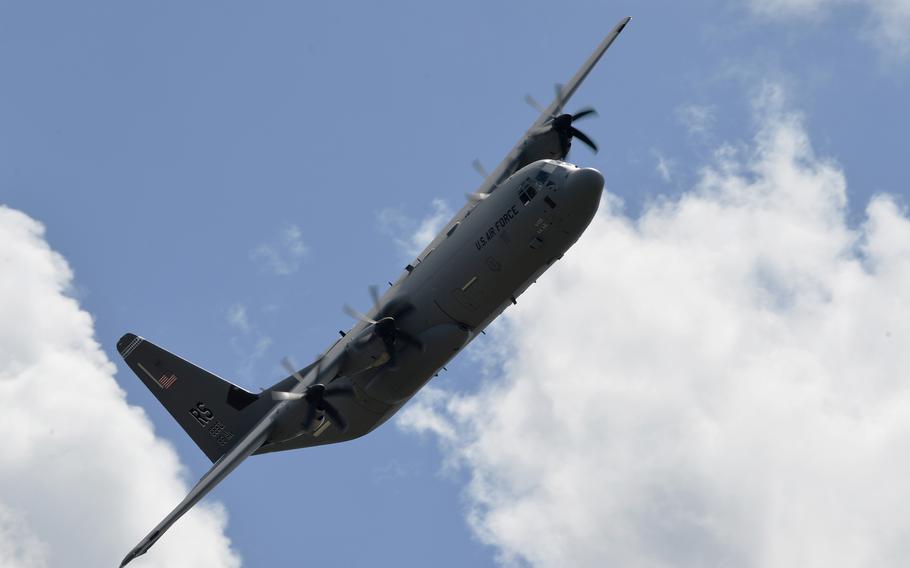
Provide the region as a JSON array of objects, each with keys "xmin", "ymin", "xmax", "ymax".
[{"xmin": 117, "ymin": 333, "xmax": 276, "ymax": 462}]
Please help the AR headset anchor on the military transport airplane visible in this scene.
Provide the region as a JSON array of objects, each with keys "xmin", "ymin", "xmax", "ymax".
[{"xmin": 119, "ymin": 16, "xmax": 631, "ymax": 566}]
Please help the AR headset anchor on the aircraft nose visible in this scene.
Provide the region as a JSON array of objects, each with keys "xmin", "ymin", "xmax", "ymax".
[{"xmin": 566, "ymin": 167, "xmax": 604, "ymax": 198}]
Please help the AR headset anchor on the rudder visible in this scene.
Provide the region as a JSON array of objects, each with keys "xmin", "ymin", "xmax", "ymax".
[{"xmin": 117, "ymin": 333, "xmax": 275, "ymax": 462}]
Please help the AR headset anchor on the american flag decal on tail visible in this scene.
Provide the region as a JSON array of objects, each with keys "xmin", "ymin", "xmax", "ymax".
[
  {"xmin": 135, "ymin": 363, "xmax": 178, "ymax": 390},
  {"xmin": 158, "ymin": 373, "xmax": 178, "ymax": 390}
]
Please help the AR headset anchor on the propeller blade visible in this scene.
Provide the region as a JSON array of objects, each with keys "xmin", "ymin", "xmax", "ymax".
[
  {"xmin": 271, "ymin": 391, "xmax": 304, "ymax": 401},
  {"xmin": 571, "ymin": 107, "xmax": 597, "ymax": 121},
  {"xmin": 396, "ymin": 330, "xmax": 425, "ymax": 351},
  {"xmin": 344, "ymin": 304, "xmax": 377, "ymax": 325},
  {"xmin": 281, "ymin": 357, "xmax": 308, "ymax": 384},
  {"xmin": 569, "ymin": 126, "xmax": 598, "ymax": 152},
  {"xmin": 554, "ymin": 83, "xmax": 565, "ymax": 106},
  {"xmin": 281, "ymin": 355, "xmax": 325, "ymax": 386},
  {"xmin": 368, "ymin": 285, "xmax": 381, "ymax": 312},
  {"xmin": 524, "ymin": 93, "xmax": 547, "ymax": 114},
  {"xmin": 471, "ymin": 159, "xmax": 489, "ymax": 179},
  {"xmin": 321, "ymin": 402, "xmax": 348, "ymax": 432}
]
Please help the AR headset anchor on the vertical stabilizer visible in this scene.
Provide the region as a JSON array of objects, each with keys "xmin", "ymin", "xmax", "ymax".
[
  {"xmin": 117, "ymin": 333, "xmax": 286, "ymax": 566},
  {"xmin": 117, "ymin": 333, "xmax": 276, "ymax": 461}
]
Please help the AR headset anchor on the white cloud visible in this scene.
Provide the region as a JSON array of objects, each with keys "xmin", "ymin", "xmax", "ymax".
[
  {"xmin": 747, "ymin": 0, "xmax": 910, "ymax": 59},
  {"xmin": 399, "ymin": 87, "xmax": 910, "ymax": 567},
  {"xmin": 652, "ymin": 149, "xmax": 676, "ymax": 183},
  {"xmin": 411, "ymin": 199, "xmax": 454, "ymax": 254},
  {"xmin": 676, "ymin": 104, "xmax": 716, "ymax": 138},
  {"xmin": 226, "ymin": 304, "xmax": 251, "ymax": 334},
  {"xmin": 251, "ymin": 224, "xmax": 308, "ymax": 275},
  {"xmin": 231, "ymin": 335, "xmax": 272, "ymax": 382},
  {"xmin": 866, "ymin": 0, "xmax": 910, "ymax": 59},
  {"xmin": 0, "ymin": 503, "xmax": 48, "ymax": 568},
  {"xmin": 225, "ymin": 303, "xmax": 272, "ymax": 382},
  {"xmin": 749, "ymin": 0, "xmax": 836, "ymax": 18},
  {"xmin": 378, "ymin": 199, "xmax": 453, "ymax": 258},
  {"xmin": 0, "ymin": 206, "xmax": 240, "ymax": 568}
]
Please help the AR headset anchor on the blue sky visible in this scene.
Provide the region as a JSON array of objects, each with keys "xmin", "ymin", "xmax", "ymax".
[{"xmin": 2, "ymin": 1, "xmax": 910, "ymax": 567}]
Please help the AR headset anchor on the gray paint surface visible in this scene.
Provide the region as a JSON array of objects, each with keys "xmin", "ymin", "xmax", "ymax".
[{"xmin": 118, "ymin": 18, "xmax": 628, "ymax": 566}]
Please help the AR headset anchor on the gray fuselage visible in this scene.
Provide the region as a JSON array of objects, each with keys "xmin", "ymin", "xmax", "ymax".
[{"xmin": 258, "ymin": 159, "xmax": 604, "ymax": 454}]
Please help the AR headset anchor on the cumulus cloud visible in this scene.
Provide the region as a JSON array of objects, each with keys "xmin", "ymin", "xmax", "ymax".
[
  {"xmin": 225, "ymin": 303, "xmax": 272, "ymax": 382},
  {"xmin": 378, "ymin": 198, "xmax": 453, "ymax": 258},
  {"xmin": 399, "ymin": 86, "xmax": 910, "ymax": 567},
  {"xmin": 747, "ymin": 0, "xmax": 910, "ymax": 59},
  {"xmin": 251, "ymin": 224, "xmax": 308, "ymax": 275},
  {"xmin": 0, "ymin": 206, "xmax": 240, "ymax": 567},
  {"xmin": 867, "ymin": 0, "xmax": 910, "ymax": 58},
  {"xmin": 749, "ymin": 0, "xmax": 836, "ymax": 17}
]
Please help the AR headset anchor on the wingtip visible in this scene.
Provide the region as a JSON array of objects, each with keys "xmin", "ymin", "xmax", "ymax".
[
  {"xmin": 617, "ymin": 16, "xmax": 632, "ymax": 31},
  {"xmin": 119, "ymin": 551, "xmax": 139, "ymax": 567},
  {"xmin": 120, "ymin": 534, "xmax": 154, "ymax": 567}
]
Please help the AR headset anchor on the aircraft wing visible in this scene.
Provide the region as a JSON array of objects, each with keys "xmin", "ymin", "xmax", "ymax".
[{"xmin": 476, "ymin": 16, "xmax": 630, "ymax": 193}]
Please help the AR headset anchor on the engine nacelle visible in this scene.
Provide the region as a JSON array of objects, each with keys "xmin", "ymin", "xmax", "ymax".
[
  {"xmin": 336, "ymin": 324, "xmax": 390, "ymax": 376},
  {"xmin": 360, "ymin": 322, "xmax": 471, "ymax": 404}
]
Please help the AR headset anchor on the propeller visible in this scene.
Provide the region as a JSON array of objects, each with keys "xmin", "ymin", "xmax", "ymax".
[
  {"xmin": 551, "ymin": 108, "xmax": 598, "ymax": 153},
  {"xmin": 471, "ymin": 158, "xmax": 489, "ymax": 179},
  {"xmin": 467, "ymin": 160, "xmax": 490, "ymax": 201},
  {"xmin": 524, "ymin": 93, "xmax": 547, "ymax": 114},
  {"xmin": 524, "ymin": 88, "xmax": 599, "ymax": 154},
  {"xmin": 343, "ymin": 287, "xmax": 424, "ymax": 369},
  {"xmin": 271, "ymin": 357, "xmax": 354, "ymax": 433}
]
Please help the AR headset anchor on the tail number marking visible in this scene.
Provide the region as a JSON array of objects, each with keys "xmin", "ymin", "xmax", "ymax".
[
  {"xmin": 189, "ymin": 402, "xmax": 214, "ymax": 426},
  {"xmin": 189, "ymin": 403, "xmax": 236, "ymax": 446},
  {"xmin": 208, "ymin": 421, "xmax": 235, "ymax": 447}
]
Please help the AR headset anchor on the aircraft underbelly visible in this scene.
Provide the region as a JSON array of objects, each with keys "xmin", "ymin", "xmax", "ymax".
[
  {"xmin": 262, "ymin": 162, "xmax": 603, "ymax": 451},
  {"xmin": 356, "ymin": 322, "xmax": 470, "ymax": 403}
]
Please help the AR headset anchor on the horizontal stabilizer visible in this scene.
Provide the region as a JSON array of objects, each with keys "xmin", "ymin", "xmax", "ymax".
[{"xmin": 120, "ymin": 405, "xmax": 279, "ymax": 566}]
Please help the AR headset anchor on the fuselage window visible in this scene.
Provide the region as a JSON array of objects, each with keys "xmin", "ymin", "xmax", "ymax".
[
  {"xmin": 446, "ymin": 222, "xmax": 460, "ymax": 237},
  {"xmin": 526, "ymin": 186, "xmax": 537, "ymax": 199},
  {"xmin": 519, "ymin": 190, "xmax": 530, "ymax": 205}
]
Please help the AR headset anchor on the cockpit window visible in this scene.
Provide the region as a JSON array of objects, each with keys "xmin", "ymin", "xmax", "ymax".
[{"xmin": 519, "ymin": 184, "xmax": 538, "ymax": 206}]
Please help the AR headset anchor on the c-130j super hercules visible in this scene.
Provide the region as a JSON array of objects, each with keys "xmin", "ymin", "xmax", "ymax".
[{"xmin": 119, "ymin": 16, "xmax": 631, "ymax": 566}]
